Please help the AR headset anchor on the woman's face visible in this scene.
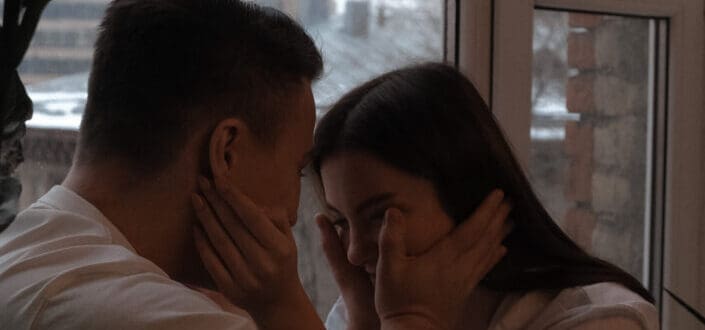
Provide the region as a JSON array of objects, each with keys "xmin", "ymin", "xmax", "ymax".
[{"xmin": 320, "ymin": 151, "xmax": 455, "ymax": 283}]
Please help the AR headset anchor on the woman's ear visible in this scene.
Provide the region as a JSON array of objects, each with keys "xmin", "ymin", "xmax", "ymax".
[{"xmin": 208, "ymin": 118, "xmax": 247, "ymax": 179}]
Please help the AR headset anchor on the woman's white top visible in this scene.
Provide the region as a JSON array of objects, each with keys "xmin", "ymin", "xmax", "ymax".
[{"xmin": 325, "ymin": 282, "xmax": 658, "ymax": 330}]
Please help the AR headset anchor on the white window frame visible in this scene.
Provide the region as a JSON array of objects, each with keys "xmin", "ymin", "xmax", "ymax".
[{"xmin": 454, "ymin": 0, "xmax": 705, "ymax": 328}]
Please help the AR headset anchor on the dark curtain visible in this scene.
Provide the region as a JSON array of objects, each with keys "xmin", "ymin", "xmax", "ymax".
[{"xmin": 0, "ymin": 0, "xmax": 50, "ymax": 232}]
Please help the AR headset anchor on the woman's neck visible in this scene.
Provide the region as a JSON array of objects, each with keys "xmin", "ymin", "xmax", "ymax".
[{"xmin": 458, "ymin": 286, "xmax": 506, "ymax": 330}]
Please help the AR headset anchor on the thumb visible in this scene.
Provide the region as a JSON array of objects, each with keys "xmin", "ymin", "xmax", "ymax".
[
  {"xmin": 378, "ymin": 208, "xmax": 406, "ymax": 263},
  {"xmin": 315, "ymin": 214, "xmax": 359, "ymax": 283}
]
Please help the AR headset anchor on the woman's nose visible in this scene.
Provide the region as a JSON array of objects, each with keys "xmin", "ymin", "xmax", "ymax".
[{"xmin": 346, "ymin": 228, "xmax": 378, "ymax": 267}]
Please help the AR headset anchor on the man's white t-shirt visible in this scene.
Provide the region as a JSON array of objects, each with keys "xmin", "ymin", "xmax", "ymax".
[{"xmin": 0, "ymin": 186, "xmax": 256, "ymax": 330}]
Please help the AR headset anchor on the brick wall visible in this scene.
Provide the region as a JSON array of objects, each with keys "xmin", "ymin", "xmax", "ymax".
[{"xmin": 562, "ymin": 13, "xmax": 650, "ymax": 279}]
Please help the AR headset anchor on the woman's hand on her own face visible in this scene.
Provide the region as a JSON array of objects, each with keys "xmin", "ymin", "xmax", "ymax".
[
  {"xmin": 191, "ymin": 175, "xmax": 323, "ymax": 330},
  {"xmin": 316, "ymin": 214, "xmax": 380, "ymax": 330},
  {"xmin": 375, "ymin": 189, "xmax": 511, "ymax": 330}
]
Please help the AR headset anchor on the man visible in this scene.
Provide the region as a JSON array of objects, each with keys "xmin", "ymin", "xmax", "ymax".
[{"xmin": 0, "ymin": 1, "xmax": 323, "ymax": 329}]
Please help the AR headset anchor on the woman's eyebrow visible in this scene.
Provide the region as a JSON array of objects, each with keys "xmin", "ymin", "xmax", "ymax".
[
  {"xmin": 324, "ymin": 204, "xmax": 343, "ymax": 218},
  {"xmin": 354, "ymin": 192, "xmax": 395, "ymax": 216}
]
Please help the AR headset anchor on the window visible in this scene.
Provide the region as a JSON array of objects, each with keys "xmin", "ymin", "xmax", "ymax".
[
  {"xmin": 15, "ymin": 0, "xmax": 106, "ymax": 209},
  {"xmin": 530, "ymin": 9, "xmax": 658, "ymax": 282},
  {"xmin": 465, "ymin": 0, "xmax": 705, "ymax": 327}
]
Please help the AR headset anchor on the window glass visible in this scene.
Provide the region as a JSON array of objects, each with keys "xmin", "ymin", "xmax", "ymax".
[
  {"xmin": 530, "ymin": 9, "xmax": 656, "ymax": 281},
  {"xmin": 17, "ymin": 0, "xmax": 106, "ymax": 208}
]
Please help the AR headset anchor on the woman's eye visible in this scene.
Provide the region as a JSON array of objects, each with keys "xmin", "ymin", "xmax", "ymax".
[
  {"xmin": 369, "ymin": 211, "xmax": 387, "ymax": 224},
  {"xmin": 332, "ymin": 218, "xmax": 349, "ymax": 232}
]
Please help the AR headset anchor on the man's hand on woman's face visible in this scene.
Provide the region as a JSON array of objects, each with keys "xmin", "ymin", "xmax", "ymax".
[
  {"xmin": 375, "ymin": 189, "xmax": 512, "ymax": 330},
  {"xmin": 190, "ymin": 174, "xmax": 322, "ymax": 330}
]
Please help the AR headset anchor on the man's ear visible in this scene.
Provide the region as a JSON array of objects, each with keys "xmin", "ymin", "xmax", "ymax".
[{"xmin": 208, "ymin": 118, "xmax": 248, "ymax": 179}]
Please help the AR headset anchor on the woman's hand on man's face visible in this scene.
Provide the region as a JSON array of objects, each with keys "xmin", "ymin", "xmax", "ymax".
[
  {"xmin": 190, "ymin": 174, "xmax": 322, "ymax": 330},
  {"xmin": 317, "ymin": 214, "xmax": 381, "ymax": 330},
  {"xmin": 375, "ymin": 189, "xmax": 512, "ymax": 330}
]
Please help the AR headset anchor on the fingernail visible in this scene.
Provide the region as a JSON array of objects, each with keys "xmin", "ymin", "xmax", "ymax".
[
  {"xmin": 198, "ymin": 176, "xmax": 210, "ymax": 190},
  {"xmin": 191, "ymin": 193, "xmax": 204, "ymax": 210}
]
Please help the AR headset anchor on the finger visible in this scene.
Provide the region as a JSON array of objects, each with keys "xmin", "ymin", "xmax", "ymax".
[
  {"xmin": 378, "ymin": 208, "xmax": 406, "ymax": 266},
  {"xmin": 462, "ymin": 245, "xmax": 507, "ymax": 289},
  {"xmin": 451, "ymin": 201, "xmax": 512, "ymax": 251},
  {"xmin": 458, "ymin": 202, "xmax": 511, "ymax": 277},
  {"xmin": 455, "ymin": 201, "xmax": 511, "ymax": 286},
  {"xmin": 198, "ymin": 179, "xmax": 274, "ymax": 261},
  {"xmin": 192, "ymin": 193, "xmax": 262, "ymax": 274},
  {"xmin": 265, "ymin": 207, "xmax": 294, "ymax": 240},
  {"xmin": 476, "ymin": 201, "xmax": 512, "ymax": 251},
  {"xmin": 451, "ymin": 189, "xmax": 504, "ymax": 244},
  {"xmin": 316, "ymin": 214, "xmax": 365, "ymax": 286},
  {"xmin": 502, "ymin": 220, "xmax": 514, "ymax": 239},
  {"xmin": 456, "ymin": 201, "xmax": 510, "ymax": 268},
  {"xmin": 480, "ymin": 245, "xmax": 507, "ymax": 279},
  {"xmin": 193, "ymin": 225, "xmax": 247, "ymax": 296},
  {"xmin": 489, "ymin": 245, "xmax": 508, "ymax": 268},
  {"xmin": 204, "ymin": 176, "xmax": 286, "ymax": 249}
]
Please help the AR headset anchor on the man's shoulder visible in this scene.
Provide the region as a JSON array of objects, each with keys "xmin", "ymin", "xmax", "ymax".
[
  {"xmin": 0, "ymin": 196, "xmax": 126, "ymax": 275},
  {"xmin": 0, "ymin": 201, "xmax": 156, "ymax": 328},
  {"xmin": 0, "ymin": 188, "xmax": 256, "ymax": 329},
  {"xmin": 0, "ymin": 206, "xmax": 254, "ymax": 329},
  {"xmin": 0, "ymin": 261, "xmax": 255, "ymax": 329}
]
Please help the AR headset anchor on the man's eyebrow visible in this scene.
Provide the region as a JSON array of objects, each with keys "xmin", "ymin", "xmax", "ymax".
[{"xmin": 354, "ymin": 193, "xmax": 395, "ymax": 216}]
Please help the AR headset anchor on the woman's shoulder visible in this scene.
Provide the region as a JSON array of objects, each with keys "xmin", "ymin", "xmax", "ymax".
[
  {"xmin": 491, "ymin": 282, "xmax": 658, "ymax": 330},
  {"xmin": 546, "ymin": 282, "xmax": 657, "ymax": 328}
]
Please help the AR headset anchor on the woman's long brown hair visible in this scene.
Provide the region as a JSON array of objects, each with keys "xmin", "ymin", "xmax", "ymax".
[{"xmin": 311, "ymin": 62, "xmax": 653, "ymax": 302}]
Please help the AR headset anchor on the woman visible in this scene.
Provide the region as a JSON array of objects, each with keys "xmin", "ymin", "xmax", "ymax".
[{"xmin": 310, "ymin": 63, "xmax": 658, "ymax": 330}]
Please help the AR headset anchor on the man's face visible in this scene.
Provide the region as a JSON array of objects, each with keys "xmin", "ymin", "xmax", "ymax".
[{"xmin": 227, "ymin": 82, "xmax": 316, "ymax": 225}]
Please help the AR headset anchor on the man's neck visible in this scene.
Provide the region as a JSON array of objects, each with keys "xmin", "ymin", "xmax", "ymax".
[{"xmin": 62, "ymin": 162, "xmax": 211, "ymax": 286}]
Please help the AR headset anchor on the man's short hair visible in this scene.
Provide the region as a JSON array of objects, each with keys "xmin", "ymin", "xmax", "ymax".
[{"xmin": 76, "ymin": 0, "xmax": 323, "ymax": 173}]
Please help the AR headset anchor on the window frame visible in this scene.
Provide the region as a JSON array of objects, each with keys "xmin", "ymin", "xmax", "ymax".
[{"xmin": 455, "ymin": 0, "xmax": 705, "ymax": 328}]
